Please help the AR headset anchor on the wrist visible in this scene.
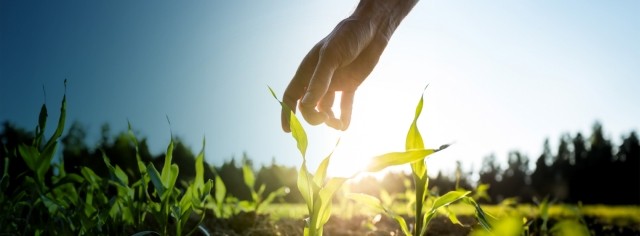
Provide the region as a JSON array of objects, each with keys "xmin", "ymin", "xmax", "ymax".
[{"xmin": 351, "ymin": 0, "xmax": 418, "ymax": 36}]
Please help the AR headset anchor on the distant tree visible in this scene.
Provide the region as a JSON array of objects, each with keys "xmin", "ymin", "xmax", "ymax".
[
  {"xmin": 478, "ymin": 154, "xmax": 501, "ymax": 203},
  {"xmin": 616, "ymin": 131, "xmax": 640, "ymax": 204},
  {"xmin": 531, "ymin": 139, "xmax": 554, "ymax": 199},
  {"xmin": 501, "ymin": 151, "xmax": 531, "ymax": 201},
  {"xmin": 551, "ymin": 134, "xmax": 572, "ymax": 201}
]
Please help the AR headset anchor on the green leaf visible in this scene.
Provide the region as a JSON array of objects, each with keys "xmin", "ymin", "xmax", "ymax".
[
  {"xmin": 429, "ymin": 190, "xmax": 471, "ymax": 214},
  {"xmin": 102, "ymin": 152, "xmax": 129, "ymax": 186},
  {"xmin": 406, "ymin": 102, "xmax": 425, "ymax": 150},
  {"xmin": 407, "ymin": 86, "xmax": 428, "ymax": 179},
  {"xmin": 242, "ymin": 162, "xmax": 255, "ymax": 189},
  {"xmin": 444, "ymin": 205, "xmax": 464, "ymax": 226},
  {"xmin": 81, "ymin": 167, "xmax": 102, "ymax": 187},
  {"xmin": 194, "ymin": 137, "xmax": 206, "ymax": 188},
  {"xmin": 260, "ymin": 187, "xmax": 289, "ymax": 212},
  {"xmin": 37, "ymin": 142, "xmax": 57, "ymax": 183},
  {"xmin": 421, "ymin": 191, "xmax": 471, "ymax": 235},
  {"xmin": 347, "ymin": 193, "xmax": 384, "ymax": 212},
  {"xmin": 297, "ymin": 164, "xmax": 314, "ymax": 213},
  {"xmin": 161, "ymin": 139, "xmax": 174, "ymax": 186},
  {"xmin": 18, "ymin": 144, "xmax": 39, "ymax": 172},
  {"xmin": 36, "ymin": 104, "xmax": 47, "ymax": 145},
  {"xmin": 166, "ymin": 164, "xmax": 179, "ymax": 195},
  {"xmin": 391, "ymin": 214, "xmax": 412, "ymax": 236},
  {"xmin": 269, "ymin": 86, "xmax": 308, "ymax": 158},
  {"xmin": 313, "ymin": 154, "xmax": 330, "ymax": 186},
  {"xmin": 366, "ymin": 149, "xmax": 435, "ymax": 173},
  {"xmin": 289, "ymin": 110, "xmax": 308, "ymax": 159},
  {"xmin": 147, "ymin": 164, "xmax": 166, "ymax": 197},
  {"xmin": 317, "ymin": 177, "xmax": 348, "ymax": 226},
  {"xmin": 42, "ymin": 91, "xmax": 66, "ymax": 156},
  {"xmin": 465, "ymin": 198, "xmax": 493, "ymax": 232},
  {"xmin": 214, "ymin": 175, "xmax": 226, "ymax": 203}
]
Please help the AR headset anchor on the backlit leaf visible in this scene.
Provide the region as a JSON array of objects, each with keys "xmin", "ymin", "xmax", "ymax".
[
  {"xmin": 214, "ymin": 175, "xmax": 226, "ymax": 203},
  {"xmin": 314, "ymin": 140, "xmax": 340, "ymax": 185},
  {"xmin": 317, "ymin": 177, "xmax": 348, "ymax": 226},
  {"xmin": 430, "ymin": 190, "xmax": 471, "ymax": 214},
  {"xmin": 269, "ymin": 86, "xmax": 307, "ymax": 158},
  {"xmin": 297, "ymin": 164, "xmax": 314, "ymax": 213},
  {"xmin": 367, "ymin": 149, "xmax": 435, "ymax": 173},
  {"xmin": 242, "ymin": 162, "xmax": 255, "ymax": 189},
  {"xmin": 347, "ymin": 193, "xmax": 384, "ymax": 212}
]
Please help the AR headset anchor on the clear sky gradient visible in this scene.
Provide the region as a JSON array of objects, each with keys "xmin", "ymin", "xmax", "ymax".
[{"xmin": 2, "ymin": 1, "xmax": 638, "ymax": 178}]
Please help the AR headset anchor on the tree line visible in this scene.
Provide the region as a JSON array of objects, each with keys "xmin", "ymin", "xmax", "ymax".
[{"xmin": 1, "ymin": 120, "xmax": 638, "ymax": 205}]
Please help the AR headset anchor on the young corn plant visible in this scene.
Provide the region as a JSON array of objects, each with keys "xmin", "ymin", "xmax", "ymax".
[
  {"xmin": 270, "ymin": 87, "xmax": 438, "ymax": 235},
  {"xmin": 270, "ymin": 87, "xmax": 349, "ymax": 236},
  {"xmin": 350, "ymin": 86, "xmax": 492, "ymax": 235},
  {"xmin": 145, "ymin": 135, "xmax": 213, "ymax": 236},
  {"xmin": 240, "ymin": 160, "xmax": 289, "ymax": 213},
  {"xmin": 206, "ymin": 166, "xmax": 232, "ymax": 218}
]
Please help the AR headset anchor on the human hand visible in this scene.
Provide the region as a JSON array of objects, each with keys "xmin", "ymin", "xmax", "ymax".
[{"xmin": 281, "ymin": 0, "xmax": 418, "ymax": 132}]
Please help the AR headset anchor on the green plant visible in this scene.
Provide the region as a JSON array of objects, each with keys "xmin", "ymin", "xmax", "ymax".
[
  {"xmin": 270, "ymin": 87, "xmax": 349, "ymax": 236},
  {"xmin": 348, "ymin": 87, "xmax": 492, "ymax": 235},
  {"xmin": 239, "ymin": 160, "xmax": 289, "ymax": 213},
  {"xmin": 146, "ymin": 136, "xmax": 213, "ymax": 236},
  {"xmin": 206, "ymin": 166, "xmax": 232, "ymax": 218},
  {"xmin": 270, "ymin": 86, "xmax": 470, "ymax": 236}
]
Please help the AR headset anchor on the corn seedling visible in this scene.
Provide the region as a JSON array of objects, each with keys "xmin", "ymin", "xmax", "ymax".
[
  {"xmin": 206, "ymin": 166, "xmax": 233, "ymax": 218},
  {"xmin": 240, "ymin": 160, "xmax": 290, "ymax": 213},
  {"xmin": 349, "ymin": 86, "xmax": 492, "ymax": 235},
  {"xmin": 270, "ymin": 87, "xmax": 349, "ymax": 236}
]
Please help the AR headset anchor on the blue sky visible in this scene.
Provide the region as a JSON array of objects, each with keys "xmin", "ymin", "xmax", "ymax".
[{"xmin": 1, "ymin": 0, "xmax": 638, "ymax": 177}]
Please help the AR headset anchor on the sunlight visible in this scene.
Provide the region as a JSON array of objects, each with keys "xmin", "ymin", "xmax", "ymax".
[{"xmin": 323, "ymin": 90, "xmax": 413, "ymax": 178}]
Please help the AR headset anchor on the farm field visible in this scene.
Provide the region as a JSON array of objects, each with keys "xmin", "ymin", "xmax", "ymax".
[{"xmin": 2, "ymin": 85, "xmax": 638, "ymax": 235}]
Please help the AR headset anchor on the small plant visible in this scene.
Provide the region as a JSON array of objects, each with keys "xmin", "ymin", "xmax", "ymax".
[
  {"xmin": 270, "ymin": 86, "xmax": 489, "ymax": 235},
  {"xmin": 348, "ymin": 86, "xmax": 492, "ymax": 235},
  {"xmin": 270, "ymin": 87, "xmax": 350, "ymax": 236},
  {"xmin": 239, "ymin": 160, "xmax": 289, "ymax": 213}
]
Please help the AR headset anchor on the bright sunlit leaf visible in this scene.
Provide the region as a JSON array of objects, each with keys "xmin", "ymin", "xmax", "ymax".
[{"xmin": 366, "ymin": 149, "xmax": 435, "ymax": 173}]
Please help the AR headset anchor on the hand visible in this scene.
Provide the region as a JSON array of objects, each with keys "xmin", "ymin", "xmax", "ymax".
[{"xmin": 281, "ymin": 0, "xmax": 418, "ymax": 133}]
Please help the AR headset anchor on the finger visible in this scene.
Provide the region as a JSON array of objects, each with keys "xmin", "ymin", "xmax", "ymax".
[
  {"xmin": 318, "ymin": 91, "xmax": 335, "ymax": 117},
  {"xmin": 318, "ymin": 92, "xmax": 342, "ymax": 130},
  {"xmin": 281, "ymin": 44, "xmax": 321, "ymax": 132},
  {"xmin": 339, "ymin": 90, "xmax": 355, "ymax": 131},
  {"xmin": 300, "ymin": 50, "xmax": 339, "ymax": 125}
]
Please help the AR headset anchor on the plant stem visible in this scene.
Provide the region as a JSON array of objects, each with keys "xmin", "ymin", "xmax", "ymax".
[{"xmin": 414, "ymin": 174, "xmax": 425, "ymax": 236}]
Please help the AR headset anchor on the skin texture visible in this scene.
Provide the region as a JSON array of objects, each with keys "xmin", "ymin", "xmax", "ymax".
[{"xmin": 281, "ymin": 0, "xmax": 419, "ymax": 132}]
